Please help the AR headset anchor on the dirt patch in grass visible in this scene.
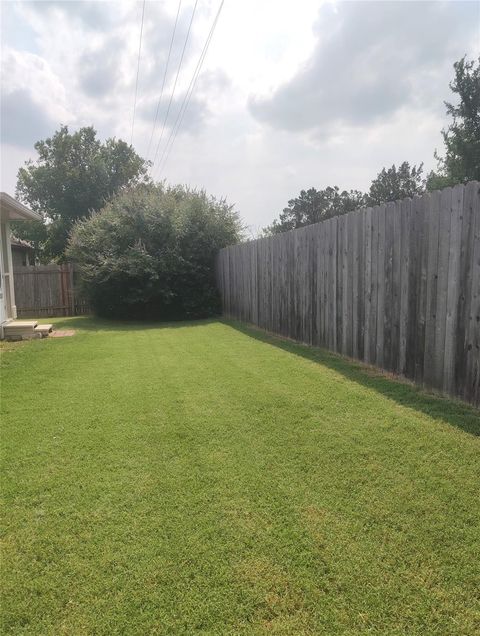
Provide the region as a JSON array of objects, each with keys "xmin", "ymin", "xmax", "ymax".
[
  {"xmin": 50, "ymin": 329, "xmax": 76, "ymax": 337},
  {"xmin": 237, "ymin": 557, "xmax": 308, "ymax": 625}
]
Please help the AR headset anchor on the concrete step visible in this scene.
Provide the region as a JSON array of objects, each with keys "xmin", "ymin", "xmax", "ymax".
[
  {"xmin": 3, "ymin": 321, "xmax": 55, "ymax": 341},
  {"xmin": 4, "ymin": 320, "xmax": 38, "ymax": 331},
  {"xmin": 3, "ymin": 320, "xmax": 38, "ymax": 340},
  {"xmin": 34, "ymin": 324, "xmax": 54, "ymax": 338}
]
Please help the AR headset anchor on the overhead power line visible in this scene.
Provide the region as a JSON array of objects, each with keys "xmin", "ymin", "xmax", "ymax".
[
  {"xmin": 150, "ymin": 0, "xmax": 199, "ymax": 170},
  {"xmin": 130, "ymin": 0, "xmax": 146, "ymax": 146},
  {"xmin": 154, "ymin": 0, "xmax": 224, "ymax": 180},
  {"xmin": 146, "ymin": 0, "xmax": 182, "ymax": 160}
]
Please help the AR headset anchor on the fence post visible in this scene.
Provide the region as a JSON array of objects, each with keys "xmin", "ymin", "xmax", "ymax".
[{"xmin": 68, "ymin": 263, "xmax": 75, "ymax": 316}]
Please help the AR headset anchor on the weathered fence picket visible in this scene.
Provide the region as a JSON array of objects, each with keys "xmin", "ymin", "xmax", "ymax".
[{"xmin": 216, "ymin": 182, "xmax": 480, "ymax": 407}]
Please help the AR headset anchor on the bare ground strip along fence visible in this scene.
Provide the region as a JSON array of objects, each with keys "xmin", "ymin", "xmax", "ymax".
[
  {"xmin": 13, "ymin": 263, "xmax": 90, "ymax": 318},
  {"xmin": 216, "ymin": 182, "xmax": 480, "ymax": 407}
]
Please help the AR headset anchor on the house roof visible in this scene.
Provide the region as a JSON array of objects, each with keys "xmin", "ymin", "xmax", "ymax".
[
  {"xmin": 0, "ymin": 192, "xmax": 42, "ymax": 222},
  {"xmin": 11, "ymin": 236, "xmax": 34, "ymax": 250}
]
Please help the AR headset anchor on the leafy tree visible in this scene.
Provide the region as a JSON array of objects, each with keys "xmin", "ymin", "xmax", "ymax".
[
  {"xmin": 10, "ymin": 219, "xmax": 48, "ymax": 257},
  {"xmin": 425, "ymin": 170, "xmax": 451, "ymax": 191},
  {"xmin": 14, "ymin": 126, "xmax": 149, "ymax": 261},
  {"xmin": 366, "ymin": 162, "xmax": 425, "ymax": 205},
  {"xmin": 427, "ymin": 56, "xmax": 480, "ymax": 189},
  {"xmin": 265, "ymin": 186, "xmax": 366, "ymax": 234},
  {"xmin": 67, "ymin": 184, "xmax": 243, "ymax": 320}
]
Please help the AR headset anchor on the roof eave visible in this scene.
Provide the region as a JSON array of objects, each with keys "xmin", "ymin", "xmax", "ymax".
[{"xmin": 0, "ymin": 192, "xmax": 42, "ymax": 222}]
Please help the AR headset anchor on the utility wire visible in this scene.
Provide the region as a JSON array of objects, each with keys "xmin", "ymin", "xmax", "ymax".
[
  {"xmin": 146, "ymin": 0, "xmax": 182, "ymax": 160},
  {"xmin": 151, "ymin": 0, "xmax": 198, "ymax": 169},
  {"xmin": 154, "ymin": 0, "xmax": 224, "ymax": 180},
  {"xmin": 130, "ymin": 0, "xmax": 146, "ymax": 145}
]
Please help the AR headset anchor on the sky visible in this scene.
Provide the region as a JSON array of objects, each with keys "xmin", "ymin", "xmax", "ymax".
[{"xmin": 1, "ymin": 0, "xmax": 479, "ymax": 234}]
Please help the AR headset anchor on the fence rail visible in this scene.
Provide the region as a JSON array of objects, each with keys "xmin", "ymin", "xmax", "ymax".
[
  {"xmin": 217, "ymin": 182, "xmax": 480, "ymax": 407},
  {"xmin": 13, "ymin": 263, "xmax": 90, "ymax": 318}
]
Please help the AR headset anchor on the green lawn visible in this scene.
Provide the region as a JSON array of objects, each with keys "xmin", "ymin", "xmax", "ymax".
[{"xmin": 1, "ymin": 317, "xmax": 479, "ymax": 635}]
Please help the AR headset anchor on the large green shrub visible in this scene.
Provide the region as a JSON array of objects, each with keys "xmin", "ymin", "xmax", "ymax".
[{"xmin": 67, "ymin": 184, "xmax": 242, "ymax": 320}]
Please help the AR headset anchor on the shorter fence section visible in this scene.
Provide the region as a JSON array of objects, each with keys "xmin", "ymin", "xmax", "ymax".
[{"xmin": 13, "ymin": 263, "xmax": 90, "ymax": 318}]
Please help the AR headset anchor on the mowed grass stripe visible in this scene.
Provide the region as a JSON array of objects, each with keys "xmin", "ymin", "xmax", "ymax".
[{"xmin": 1, "ymin": 317, "xmax": 479, "ymax": 635}]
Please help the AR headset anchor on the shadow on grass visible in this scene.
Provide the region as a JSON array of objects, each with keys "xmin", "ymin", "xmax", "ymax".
[
  {"xmin": 226, "ymin": 320, "xmax": 480, "ymax": 438},
  {"xmin": 47, "ymin": 315, "xmax": 219, "ymax": 332}
]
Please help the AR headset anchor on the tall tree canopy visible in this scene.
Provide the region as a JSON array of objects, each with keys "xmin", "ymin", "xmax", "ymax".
[
  {"xmin": 366, "ymin": 162, "xmax": 425, "ymax": 206},
  {"xmin": 265, "ymin": 186, "xmax": 365, "ymax": 235},
  {"xmin": 428, "ymin": 56, "xmax": 480, "ymax": 189},
  {"xmin": 264, "ymin": 164, "xmax": 425, "ymax": 235},
  {"xmin": 14, "ymin": 126, "xmax": 149, "ymax": 261}
]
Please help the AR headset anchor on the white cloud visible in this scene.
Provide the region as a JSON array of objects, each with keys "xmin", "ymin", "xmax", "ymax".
[
  {"xmin": 1, "ymin": 0, "xmax": 478, "ymax": 230},
  {"xmin": 1, "ymin": 46, "xmax": 74, "ymax": 148},
  {"xmin": 1, "ymin": 88, "xmax": 57, "ymax": 147},
  {"xmin": 249, "ymin": 1, "xmax": 479, "ymax": 134}
]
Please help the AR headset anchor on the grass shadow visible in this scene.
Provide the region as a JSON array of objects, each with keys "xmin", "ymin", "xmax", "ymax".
[
  {"xmin": 42, "ymin": 315, "xmax": 220, "ymax": 333},
  {"xmin": 226, "ymin": 320, "xmax": 480, "ymax": 437}
]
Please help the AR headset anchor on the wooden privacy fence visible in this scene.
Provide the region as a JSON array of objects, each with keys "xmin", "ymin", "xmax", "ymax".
[
  {"xmin": 217, "ymin": 182, "xmax": 480, "ymax": 407},
  {"xmin": 13, "ymin": 263, "xmax": 90, "ymax": 318}
]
